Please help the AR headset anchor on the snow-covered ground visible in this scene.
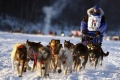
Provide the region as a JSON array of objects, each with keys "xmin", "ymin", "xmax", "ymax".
[{"xmin": 0, "ymin": 32, "xmax": 120, "ymax": 80}]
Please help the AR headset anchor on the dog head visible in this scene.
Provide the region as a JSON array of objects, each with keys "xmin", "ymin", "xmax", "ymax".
[
  {"xmin": 64, "ymin": 40, "xmax": 71, "ymax": 49},
  {"xmin": 89, "ymin": 50, "xmax": 97, "ymax": 61},
  {"xmin": 49, "ymin": 39, "xmax": 56, "ymax": 48},
  {"xmin": 64, "ymin": 40, "xmax": 75, "ymax": 54},
  {"xmin": 38, "ymin": 47, "xmax": 50, "ymax": 62},
  {"xmin": 26, "ymin": 39, "xmax": 42, "ymax": 47},
  {"xmin": 55, "ymin": 39, "xmax": 60, "ymax": 45},
  {"xmin": 72, "ymin": 43, "xmax": 88, "ymax": 59},
  {"xmin": 59, "ymin": 48, "xmax": 67, "ymax": 64},
  {"xmin": 86, "ymin": 41, "xmax": 93, "ymax": 49},
  {"xmin": 87, "ymin": 41, "xmax": 98, "ymax": 50},
  {"xmin": 26, "ymin": 39, "xmax": 43, "ymax": 52},
  {"xmin": 49, "ymin": 39, "xmax": 61, "ymax": 47}
]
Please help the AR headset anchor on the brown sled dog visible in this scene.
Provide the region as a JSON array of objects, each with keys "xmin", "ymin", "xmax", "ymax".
[
  {"xmin": 87, "ymin": 42, "xmax": 109, "ymax": 69},
  {"xmin": 11, "ymin": 43, "xmax": 27, "ymax": 77},
  {"xmin": 26, "ymin": 40, "xmax": 43, "ymax": 71},
  {"xmin": 26, "ymin": 40, "xmax": 51, "ymax": 77},
  {"xmin": 47, "ymin": 39, "xmax": 62, "ymax": 73}
]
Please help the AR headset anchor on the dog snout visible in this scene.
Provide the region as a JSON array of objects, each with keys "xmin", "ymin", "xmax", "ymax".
[
  {"xmin": 90, "ymin": 58, "xmax": 96, "ymax": 61},
  {"xmin": 40, "ymin": 55, "xmax": 44, "ymax": 61}
]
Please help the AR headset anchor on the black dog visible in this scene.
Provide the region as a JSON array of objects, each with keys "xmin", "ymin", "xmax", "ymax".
[
  {"xmin": 72, "ymin": 43, "xmax": 89, "ymax": 71},
  {"xmin": 88, "ymin": 43, "xmax": 109, "ymax": 69}
]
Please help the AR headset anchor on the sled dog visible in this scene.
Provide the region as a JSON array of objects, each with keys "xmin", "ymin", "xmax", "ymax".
[
  {"xmin": 88, "ymin": 42, "xmax": 109, "ymax": 69},
  {"xmin": 58, "ymin": 47, "xmax": 73, "ymax": 75},
  {"xmin": 48, "ymin": 39, "xmax": 62, "ymax": 72},
  {"xmin": 72, "ymin": 43, "xmax": 89, "ymax": 72},
  {"xmin": 26, "ymin": 40, "xmax": 51, "ymax": 77},
  {"xmin": 11, "ymin": 43, "xmax": 27, "ymax": 77}
]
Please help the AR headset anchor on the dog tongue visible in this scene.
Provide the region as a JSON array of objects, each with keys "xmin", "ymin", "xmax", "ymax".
[
  {"xmin": 92, "ymin": 58, "xmax": 95, "ymax": 61},
  {"xmin": 72, "ymin": 53, "xmax": 76, "ymax": 56},
  {"xmin": 63, "ymin": 61, "xmax": 66, "ymax": 64}
]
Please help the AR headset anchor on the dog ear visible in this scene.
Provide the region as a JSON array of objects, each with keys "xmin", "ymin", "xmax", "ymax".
[
  {"xmin": 51, "ymin": 39, "xmax": 54, "ymax": 42},
  {"xmin": 27, "ymin": 39, "xmax": 29, "ymax": 43}
]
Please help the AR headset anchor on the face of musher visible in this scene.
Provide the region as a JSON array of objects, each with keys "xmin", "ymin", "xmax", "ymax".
[
  {"xmin": 92, "ymin": 5, "xmax": 100, "ymax": 15},
  {"xmin": 93, "ymin": 9, "xmax": 99, "ymax": 14}
]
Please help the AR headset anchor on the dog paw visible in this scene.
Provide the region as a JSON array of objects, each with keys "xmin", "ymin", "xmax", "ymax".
[
  {"xmin": 42, "ymin": 67, "xmax": 45, "ymax": 70},
  {"xmin": 44, "ymin": 74, "xmax": 49, "ymax": 77},
  {"xmin": 23, "ymin": 67, "xmax": 27, "ymax": 72},
  {"xmin": 107, "ymin": 52, "xmax": 109, "ymax": 55},
  {"xmin": 53, "ymin": 69, "xmax": 56, "ymax": 73},
  {"xmin": 58, "ymin": 69, "xmax": 62, "ymax": 73},
  {"xmin": 18, "ymin": 75, "xmax": 22, "ymax": 77},
  {"xmin": 27, "ymin": 66, "xmax": 31, "ymax": 71},
  {"xmin": 80, "ymin": 66, "xmax": 82, "ymax": 70}
]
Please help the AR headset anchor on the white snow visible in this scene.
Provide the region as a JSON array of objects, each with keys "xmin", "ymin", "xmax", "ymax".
[{"xmin": 0, "ymin": 32, "xmax": 120, "ymax": 80}]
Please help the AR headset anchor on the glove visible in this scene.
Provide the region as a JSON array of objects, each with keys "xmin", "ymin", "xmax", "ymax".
[
  {"xmin": 95, "ymin": 31, "xmax": 101, "ymax": 36},
  {"xmin": 82, "ymin": 30, "xmax": 87, "ymax": 34}
]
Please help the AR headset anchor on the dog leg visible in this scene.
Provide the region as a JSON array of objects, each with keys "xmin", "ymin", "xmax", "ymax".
[
  {"xmin": 77, "ymin": 65, "xmax": 81, "ymax": 72},
  {"xmin": 19, "ymin": 61, "xmax": 25, "ymax": 77},
  {"xmin": 73, "ymin": 61, "xmax": 76, "ymax": 72},
  {"xmin": 75, "ymin": 65, "xmax": 78, "ymax": 72},
  {"xmin": 53, "ymin": 59, "xmax": 57, "ymax": 73},
  {"xmin": 44, "ymin": 62, "xmax": 50, "ymax": 77},
  {"xmin": 12, "ymin": 60, "xmax": 14, "ymax": 70},
  {"xmin": 80, "ymin": 60, "xmax": 83, "ymax": 70},
  {"xmin": 25, "ymin": 61, "xmax": 31, "ymax": 71},
  {"xmin": 82, "ymin": 56, "xmax": 88, "ymax": 69},
  {"xmin": 55, "ymin": 56, "xmax": 58, "ymax": 69},
  {"xmin": 94, "ymin": 59, "xmax": 98, "ymax": 69},
  {"xmin": 69, "ymin": 65, "xmax": 72, "ymax": 73},
  {"xmin": 50, "ymin": 60, "xmax": 54, "ymax": 72},
  {"xmin": 38, "ymin": 62, "xmax": 42, "ymax": 77},
  {"xmin": 99, "ymin": 56, "xmax": 103, "ymax": 66},
  {"xmin": 51, "ymin": 60, "xmax": 56, "ymax": 73},
  {"xmin": 63, "ymin": 66, "xmax": 67, "ymax": 75},
  {"xmin": 32, "ymin": 61, "xmax": 36, "ymax": 72},
  {"xmin": 57, "ymin": 60, "xmax": 62, "ymax": 73},
  {"xmin": 11, "ymin": 53, "xmax": 15, "ymax": 70},
  {"xmin": 16, "ymin": 61, "xmax": 20, "ymax": 77},
  {"xmin": 77, "ymin": 59, "xmax": 82, "ymax": 71},
  {"xmin": 89, "ymin": 59, "xmax": 93, "ymax": 66}
]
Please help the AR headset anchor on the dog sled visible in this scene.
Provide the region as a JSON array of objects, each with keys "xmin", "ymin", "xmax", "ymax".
[{"xmin": 81, "ymin": 31, "xmax": 102, "ymax": 46}]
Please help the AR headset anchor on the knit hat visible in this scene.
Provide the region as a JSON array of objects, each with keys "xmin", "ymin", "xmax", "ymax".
[
  {"xmin": 93, "ymin": 5, "xmax": 99, "ymax": 11},
  {"xmin": 92, "ymin": 5, "xmax": 100, "ymax": 15}
]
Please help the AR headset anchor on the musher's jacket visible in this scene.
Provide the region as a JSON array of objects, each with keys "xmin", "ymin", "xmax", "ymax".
[{"xmin": 81, "ymin": 8, "xmax": 107, "ymax": 34}]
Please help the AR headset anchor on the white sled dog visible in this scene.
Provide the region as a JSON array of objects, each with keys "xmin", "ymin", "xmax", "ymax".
[{"xmin": 58, "ymin": 47, "xmax": 73, "ymax": 75}]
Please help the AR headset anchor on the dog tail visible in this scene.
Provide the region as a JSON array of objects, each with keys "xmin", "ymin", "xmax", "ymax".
[{"xmin": 103, "ymin": 52, "xmax": 109, "ymax": 57}]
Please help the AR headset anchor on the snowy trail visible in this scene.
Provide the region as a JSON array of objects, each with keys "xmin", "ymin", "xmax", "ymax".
[{"xmin": 0, "ymin": 32, "xmax": 120, "ymax": 80}]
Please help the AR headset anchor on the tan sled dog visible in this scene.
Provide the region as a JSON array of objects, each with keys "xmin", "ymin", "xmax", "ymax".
[
  {"xmin": 48, "ymin": 39, "xmax": 62, "ymax": 73},
  {"xmin": 11, "ymin": 43, "xmax": 27, "ymax": 77}
]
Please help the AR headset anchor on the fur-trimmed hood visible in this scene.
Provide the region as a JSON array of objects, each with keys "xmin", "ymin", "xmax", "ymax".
[{"xmin": 87, "ymin": 8, "xmax": 104, "ymax": 16}]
